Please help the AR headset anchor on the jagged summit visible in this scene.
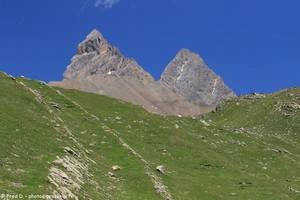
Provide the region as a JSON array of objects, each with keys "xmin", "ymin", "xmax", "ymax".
[
  {"xmin": 175, "ymin": 48, "xmax": 205, "ymax": 64},
  {"xmin": 77, "ymin": 29, "xmax": 107, "ymax": 55},
  {"xmin": 63, "ymin": 29, "xmax": 154, "ymax": 82},
  {"xmin": 160, "ymin": 48, "xmax": 207, "ymax": 81},
  {"xmin": 86, "ymin": 29, "xmax": 103, "ymax": 39},
  {"xmin": 50, "ymin": 29, "xmax": 236, "ymax": 115},
  {"xmin": 160, "ymin": 48, "xmax": 236, "ymax": 106}
]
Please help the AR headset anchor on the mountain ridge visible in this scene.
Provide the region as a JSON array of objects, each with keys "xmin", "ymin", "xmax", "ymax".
[{"xmin": 50, "ymin": 29, "xmax": 236, "ymax": 116}]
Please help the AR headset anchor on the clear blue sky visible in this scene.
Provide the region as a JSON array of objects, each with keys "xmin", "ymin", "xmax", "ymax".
[{"xmin": 0, "ymin": 0, "xmax": 299, "ymax": 95}]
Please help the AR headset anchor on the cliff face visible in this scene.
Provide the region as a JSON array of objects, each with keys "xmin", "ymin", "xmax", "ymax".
[
  {"xmin": 50, "ymin": 29, "xmax": 235, "ymax": 116},
  {"xmin": 63, "ymin": 29, "xmax": 154, "ymax": 82},
  {"xmin": 160, "ymin": 49, "xmax": 236, "ymax": 106}
]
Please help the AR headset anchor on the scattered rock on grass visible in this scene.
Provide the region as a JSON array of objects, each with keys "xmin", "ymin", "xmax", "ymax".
[
  {"xmin": 39, "ymin": 81, "xmax": 47, "ymax": 85},
  {"xmin": 50, "ymin": 102, "xmax": 62, "ymax": 110},
  {"xmin": 200, "ymin": 120, "xmax": 210, "ymax": 126},
  {"xmin": 245, "ymin": 93, "xmax": 266, "ymax": 99},
  {"xmin": 288, "ymin": 186, "xmax": 300, "ymax": 193},
  {"xmin": 111, "ymin": 165, "xmax": 121, "ymax": 171},
  {"xmin": 8, "ymin": 74, "xmax": 16, "ymax": 80},
  {"xmin": 156, "ymin": 165, "xmax": 166, "ymax": 174},
  {"xmin": 108, "ymin": 171, "xmax": 116, "ymax": 177}
]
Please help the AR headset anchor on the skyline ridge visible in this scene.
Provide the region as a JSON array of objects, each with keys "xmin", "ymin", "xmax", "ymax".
[{"xmin": 1, "ymin": 0, "xmax": 299, "ymax": 95}]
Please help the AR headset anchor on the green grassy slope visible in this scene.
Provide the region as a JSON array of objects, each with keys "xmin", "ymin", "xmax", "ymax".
[{"xmin": 0, "ymin": 72, "xmax": 299, "ymax": 199}]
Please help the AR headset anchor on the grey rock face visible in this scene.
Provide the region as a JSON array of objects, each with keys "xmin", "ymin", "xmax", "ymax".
[
  {"xmin": 64, "ymin": 29, "xmax": 154, "ymax": 82},
  {"xmin": 160, "ymin": 49, "xmax": 236, "ymax": 106},
  {"xmin": 50, "ymin": 29, "xmax": 235, "ymax": 116}
]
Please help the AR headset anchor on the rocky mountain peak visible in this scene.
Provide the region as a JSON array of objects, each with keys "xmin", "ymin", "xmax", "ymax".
[
  {"xmin": 86, "ymin": 29, "xmax": 103, "ymax": 39},
  {"xmin": 175, "ymin": 48, "xmax": 205, "ymax": 63},
  {"xmin": 63, "ymin": 29, "xmax": 154, "ymax": 82},
  {"xmin": 51, "ymin": 30, "xmax": 236, "ymax": 116},
  {"xmin": 77, "ymin": 29, "xmax": 118, "ymax": 56},
  {"xmin": 160, "ymin": 48, "xmax": 236, "ymax": 106},
  {"xmin": 160, "ymin": 49, "xmax": 209, "ymax": 83}
]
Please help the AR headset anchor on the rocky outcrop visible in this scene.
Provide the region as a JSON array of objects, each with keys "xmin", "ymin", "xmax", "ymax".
[
  {"xmin": 63, "ymin": 29, "xmax": 154, "ymax": 82},
  {"xmin": 50, "ymin": 29, "xmax": 235, "ymax": 116},
  {"xmin": 160, "ymin": 49, "xmax": 236, "ymax": 106}
]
